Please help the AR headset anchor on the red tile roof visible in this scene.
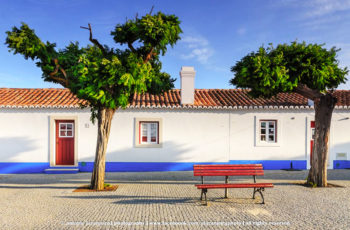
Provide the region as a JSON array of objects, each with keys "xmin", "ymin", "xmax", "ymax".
[
  {"xmin": 0, "ymin": 88, "xmax": 87, "ymax": 108},
  {"xmin": 1, "ymin": 88, "xmax": 350, "ymax": 109}
]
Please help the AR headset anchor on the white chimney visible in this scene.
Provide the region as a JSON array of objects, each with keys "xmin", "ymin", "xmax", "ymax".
[{"xmin": 180, "ymin": 66, "xmax": 196, "ymax": 105}]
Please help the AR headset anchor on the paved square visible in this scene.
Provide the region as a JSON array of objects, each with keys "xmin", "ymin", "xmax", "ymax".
[{"xmin": 0, "ymin": 170, "xmax": 349, "ymax": 229}]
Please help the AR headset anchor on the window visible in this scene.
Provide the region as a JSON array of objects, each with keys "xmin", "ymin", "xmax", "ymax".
[
  {"xmin": 140, "ymin": 122, "xmax": 159, "ymax": 144},
  {"xmin": 260, "ymin": 120, "xmax": 276, "ymax": 143},
  {"xmin": 135, "ymin": 118, "xmax": 162, "ymax": 148},
  {"xmin": 59, "ymin": 123, "xmax": 74, "ymax": 138}
]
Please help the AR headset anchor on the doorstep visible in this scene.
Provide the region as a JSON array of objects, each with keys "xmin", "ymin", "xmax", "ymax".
[{"xmin": 44, "ymin": 166, "xmax": 79, "ymax": 174}]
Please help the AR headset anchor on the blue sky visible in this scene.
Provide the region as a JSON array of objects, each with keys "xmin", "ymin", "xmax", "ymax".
[{"xmin": 1, "ymin": 0, "xmax": 350, "ymax": 89}]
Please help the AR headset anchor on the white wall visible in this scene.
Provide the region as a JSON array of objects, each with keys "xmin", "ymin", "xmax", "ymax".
[
  {"xmin": 0, "ymin": 108, "xmax": 229, "ymax": 163},
  {"xmin": 330, "ymin": 111, "xmax": 350, "ymax": 163},
  {"xmin": 0, "ymin": 108, "xmax": 349, "ymax": 167},
  {"xmin": 229, "ymin": 110, "xmax": 313, "ymax": 161},
  {"xmin": 106, "ymin": 109, "xmax": 229, "ymax": 162},
  {"xmin": 0, "ymin": 109, "xmax": 95, "ymax": 163}
]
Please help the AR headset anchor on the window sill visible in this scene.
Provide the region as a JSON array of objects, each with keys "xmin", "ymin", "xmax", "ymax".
[
  {"xmin": 135, "ymin": 143, "xmax": 163, "ymax": 148},
  {"xmin": 255, "ymin": 142, "xmax": 280, "ymax": 147}
]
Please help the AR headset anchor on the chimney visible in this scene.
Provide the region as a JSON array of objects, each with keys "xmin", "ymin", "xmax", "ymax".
[{"xmin": 180, "ymin": 66, "xmax": 196, "ymax": 105}]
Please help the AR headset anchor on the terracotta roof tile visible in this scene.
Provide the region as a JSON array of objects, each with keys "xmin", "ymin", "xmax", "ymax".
[
  {"xmin": 1, "ymin": 88, "xmax": 350, "ymax": 109},
  {"xmin": 0, "ymin": 88, "xmax": 87, "ymax": 108}
]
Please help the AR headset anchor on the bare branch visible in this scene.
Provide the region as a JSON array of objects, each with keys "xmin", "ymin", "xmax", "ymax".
[
  {"xmin": 48, "ymin": 58, "xmax": 69, "ymax": 87},
  {"xmin": 149, "ymin": 5, "xmax": 154, "ymax": 15},
  {"xmin": 81, "ymin": 23, "xmax": 107, "ymax": 56},
  {"xmin": 50, "ymin": 76, "xmax": 69, "ymax": 87},
  {"xmin": 295, "ymin": 84, "xmax": 323, "ymax": 100},
  {"xmin": 135, "ymin": 13, "xmax": 138, "ymax": 20},
  {"xmin": 143, "ymin": 47, "xmax": 155, "ymax": 63},
  {"xmin": 128, "ymin": 42, "xmax": 136, "ymax": 52}
]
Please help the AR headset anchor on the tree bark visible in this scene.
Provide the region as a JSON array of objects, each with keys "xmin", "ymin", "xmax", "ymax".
[
  {"xmin": 307, "ymin": 93, "xmax": 336, "ymax": 187},
  {"xmin": 90, "ymin": 107, "xmax": 116, "ymax": 190}
]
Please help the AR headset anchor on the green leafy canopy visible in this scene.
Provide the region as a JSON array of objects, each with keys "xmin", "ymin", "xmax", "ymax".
[
  {"xmin": 230, "ymin": 41, "xmax": 348, "ymax": 98},
  {"xmin": 5, "ymin": 11, "xmax": 182, "ymax": 120}
]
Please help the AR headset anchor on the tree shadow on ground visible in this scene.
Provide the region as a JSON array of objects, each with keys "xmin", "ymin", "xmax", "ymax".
[
  {"xmin": 55, "ymin": 195, "xmax": 199, "ymax": 205},
  {"xmin": 56, "ymin": 194, "xmax": 265, "ymax": 205},
  {"xmin": 111, "ymin": 198, "xmax": 198, "ymax": 205}
]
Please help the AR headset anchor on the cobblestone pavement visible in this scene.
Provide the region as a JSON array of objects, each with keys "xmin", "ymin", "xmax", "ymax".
[{"xmin": 0, "ymin": 170, "xmax": 349, "ymax": 229}]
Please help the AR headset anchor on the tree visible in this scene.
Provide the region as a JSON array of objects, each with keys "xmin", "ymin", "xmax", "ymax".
[
  {"xmin": 5, "ymin": 11, "xmax": 182, "ymax": 190},
  {"xmin": 230, "ymin": 41, "xmax": 348, "ymax": 187}
]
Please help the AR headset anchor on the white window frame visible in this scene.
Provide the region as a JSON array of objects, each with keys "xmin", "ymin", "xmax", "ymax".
[
  {"xmin": 255, "ymin": 116, "xmax": 281, "ymax": 147},
  {"xmin": 135, "ymin": 118, "xmax": 163, "ymax": 148},
  {"xmin": 58, "ymin": 122, "xmax": 74, "ymax": 138},
  {"xmin": 259, "ymin": 120, "xmax": 277, "ymax": 143},
  {"xmin": 140, "ymin": 122, "xmax": 159, "ymax": 145}
]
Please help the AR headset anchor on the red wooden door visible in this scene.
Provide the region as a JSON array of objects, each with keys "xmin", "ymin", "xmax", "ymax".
[
  {"xmin": 310, "ymin": 121, "xmax": 315, "ymax": 161},
  {"xmin": 56, "ymin": 120, "xmax": 75, "ymax": 165}
]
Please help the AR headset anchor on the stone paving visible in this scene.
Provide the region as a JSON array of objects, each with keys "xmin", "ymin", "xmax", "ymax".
[{"xmin": 0, "ymin": 170, "xmax": 350, "ymax": 229}]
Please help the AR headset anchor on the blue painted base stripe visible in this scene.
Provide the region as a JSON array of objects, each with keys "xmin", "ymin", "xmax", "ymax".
[
  {"xmin": 0, "ymin": 163, "xmax": 49, "ymax": 174},
  {"xmin": 0, "ymin": 160, "xmax": 308, "ymax": 173},
  {"xmin": 79, "ymin": 160, "xmax": 307, "ymax": 172},
  {"xmin": 79, "ymin": 162, "xmax": 196, "ymax": 172},
  {"xmin": 333, "ymin": 160, "xmax": 350, "ymax": 169},
  {"xmin": 228, "ymin": 160, "xmax": 306, "ymax": 170}
]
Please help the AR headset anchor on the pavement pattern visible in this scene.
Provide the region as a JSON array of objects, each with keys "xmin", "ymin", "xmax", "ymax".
[{"xmin": 0, "ymin": 170, "xmax": 350, "ymax": 229}]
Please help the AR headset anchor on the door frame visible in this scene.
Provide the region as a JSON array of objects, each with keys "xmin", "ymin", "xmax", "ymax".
[{"xmin": 50, "ymin": 116, "xmax": 78, "ymax": 167}]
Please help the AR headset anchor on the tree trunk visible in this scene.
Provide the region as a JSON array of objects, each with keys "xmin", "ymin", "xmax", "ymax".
[
  {"xmin": 307, "ymin": 94, "xmax": 336, "ymax": 187},
  {"xmin": 90, "ymin": 107, "xmax": 116, "ymax": 190}
]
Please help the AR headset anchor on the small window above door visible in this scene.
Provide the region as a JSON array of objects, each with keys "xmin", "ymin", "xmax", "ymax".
[{"xmin": 59, "ymin": 122, "xmax": 74, "ymax": 138}]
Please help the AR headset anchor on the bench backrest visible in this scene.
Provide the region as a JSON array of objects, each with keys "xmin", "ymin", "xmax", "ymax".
[{"xmin": 193, "ymin": 164, "xmax": 264, "ymax": 176}]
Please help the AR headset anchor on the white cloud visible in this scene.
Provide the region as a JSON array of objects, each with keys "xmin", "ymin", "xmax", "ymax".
[
  {"xmin": 273, "ymin": 0, "xmax": 350, "ymax": 30},
  {"xmin": 303, "ymin": 0, "xmax": 350, "ymax": 18},
  {"xmin": 277, "ymin": 0, "xmax": 350, "ymax": 18},
  {"xmin": 237, "ymin": 27, "xmax": 247, "ymax": 36},
  {"xmin": 180, "ymin": 35, "xmax": 213, "ymax": 64},
  {"xmin": 181, "ymin": 36, "xmax": 209, "ymax": 48}
]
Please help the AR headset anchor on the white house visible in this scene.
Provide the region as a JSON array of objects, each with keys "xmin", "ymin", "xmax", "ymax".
[{"xmin": 0, "ymin": 66, "xmax": 350, "ymax": 174}]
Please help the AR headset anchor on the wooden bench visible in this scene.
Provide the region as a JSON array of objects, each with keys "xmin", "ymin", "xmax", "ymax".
[{"xmin": 193, "ymin": 164, "xmax": 274, "ymax": 205}]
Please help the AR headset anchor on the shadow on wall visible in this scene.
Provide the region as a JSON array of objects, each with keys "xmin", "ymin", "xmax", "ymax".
[
  {"xmin": 78, "ymin": 140, "xmax": 226, "ymax": 172},
  {"xmin": 0, "ymin": 137, "xmax": 49, "ymax": 173},
  {"xmin": 331, "ymin": 142, "xmax": 350, "ymax": 169},
  {"xmin": 0, "ymin": 137, "xmax": 38, "ymax": 159}
]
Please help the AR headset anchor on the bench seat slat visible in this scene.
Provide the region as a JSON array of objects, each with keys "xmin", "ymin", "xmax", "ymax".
[
  {"xmin": 195, "ymin": 183, "xmax": 274, "ymax": 189},
  {"xmin": 194, "ymin": 165, "xmax": 262, "ymax": 168},
  {"xmin": 194, "ymin": 170, "xmax": 264, "ymax": 173},
  {"xmin": 194, "ymin": 165, "xmax": 263, "ymax": 170},
  {"xmin": 194, "ymin": 167, "xmax": 263, "ymax": 170},
  {"xmin": 193, "ymin": 164, "xmax": 265, "ymax": 176},
  {"xmin": 194, "ymin": 172, "xmax": 264, "ymax": 176},
  {"xmin": 194, "ymin": 164, "xmax": 262, "ymax": 167}
]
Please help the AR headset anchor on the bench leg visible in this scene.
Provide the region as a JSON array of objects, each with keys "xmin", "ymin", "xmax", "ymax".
[
  {"xmin": 253, "ymin": 188, "xmax": 265, "ymax": 204},
  {"xmin": 224, "ymin": 176, "xmax": 229, "ymax": 198},
  {"xmin": 200, "ymin": 189, "xmax": 208, "ymax": 205},
  {"xmin": 203, "ymin": 189, "xmax": 208, "ymax": 205}
]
